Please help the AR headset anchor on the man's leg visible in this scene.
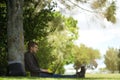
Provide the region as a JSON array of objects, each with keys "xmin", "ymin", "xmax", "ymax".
[
  {"xmin": 39, "ymin": 72, "xmax": 53, "ymax": 77},
  {"xmin": 60, "ymin": 74, "xmax": 77, "ymax": 78},
  {"xmin": 39, "ymin": 72, "xmax": 76, "ymax": 78}
]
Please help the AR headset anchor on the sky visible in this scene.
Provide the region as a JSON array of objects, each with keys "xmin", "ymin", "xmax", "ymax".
[
  {"xmin": 73, "ymin": 14, "xmax": 120, "ymax": 72},
  {"xmin": 55, "ymin": 0, "xmax": 120, "ymax": 73},
  {"xmin": 72, "ymin": 0, "xmax": 120, "ymax": 71}
]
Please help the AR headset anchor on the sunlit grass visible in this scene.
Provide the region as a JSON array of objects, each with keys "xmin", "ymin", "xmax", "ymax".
[
  {"xmin": 86, "ymin": 73, "xmax": 120, "ymax": 80},
  {"xmin": 0, "ymin": 74, "xmax": 120, "ymax": 80}
]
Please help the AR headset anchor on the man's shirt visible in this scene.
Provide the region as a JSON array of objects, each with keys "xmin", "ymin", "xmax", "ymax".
[{"xmin": 24, "ymin": 51, "xmax": 41, "ymax": 76}]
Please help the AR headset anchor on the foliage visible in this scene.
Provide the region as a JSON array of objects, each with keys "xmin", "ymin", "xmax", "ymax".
[
  {"xmin": 104, "ymin": 1, "xmax": 116, "ymax": 23},
  {"xmin": 36, "ymin": 12, "xmax": 78, "ymax": 74},
  {"xmin": 0, "ymin": 0, "xmax": 78, "ymax": 74},
  {"xmin": 91, "ymin": 0, "xmax": 107, "ymax": 9},
  {"xmin": 36, "ymin": 38, "xmax": 57, "ymax": 70},
  {"xmin": 24, "ymin": 0, "xmax": 53, "ymax": 12},
  {"xmin": 23, "ymin": 2, "xmax": 56, "ymax": 42},
  {"xmin": 99, "ymin": 67, "xmax": 107, "ymax": 73},
  {"xmin": 0, "ymin": 1, "xmax": 7, "ymax": 54},
  {"xmin": 57, "ymin": 0, "xmax": 117, "ymax": 23},
  {"xmin": 0, "ymin": 0, "xmax": 7, "ymax": 75},
  {"xmin": 23, "ymin": 1, "xmax": 70, "ymax": 74},
  {"xmin": 104, "ymin": 48, "xmax": 119, "ymax": 73},
  {"xmin": 91, "ymin": 0, "xmax": 116, "ymax": 23},
  {"xmin": 0, "ymin": 0, "xmax": 55, "ymax": 75},
  {"xmin": 118, "ymin": 49, "xmax": 120, "ymax": 73},
  {"xmin": 1, "ymin": 0, "xmax": 118, "ymax": 76},
  {"xmin": 73, "ymin": 44, "xmax": 100, "ymax": 71}
]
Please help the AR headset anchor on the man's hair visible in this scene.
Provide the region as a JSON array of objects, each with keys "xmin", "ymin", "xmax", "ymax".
[{"xmin": 28, "ymin": 41, "xmax": 38, "ymax": 50}]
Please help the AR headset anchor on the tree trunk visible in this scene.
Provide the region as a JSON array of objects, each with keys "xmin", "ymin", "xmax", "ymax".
[{"xmin": 7, "ymin": 0, "xmax": 25, "ymax": 76}]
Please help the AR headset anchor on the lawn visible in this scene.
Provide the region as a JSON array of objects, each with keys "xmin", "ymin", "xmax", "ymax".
[
  {"xmin": 86, "ymin": 73, "xmax": 120, "ymax": 80},
  {"xmin": 0, "ymin": 74, "xmax": 120, "ymax": 80}
]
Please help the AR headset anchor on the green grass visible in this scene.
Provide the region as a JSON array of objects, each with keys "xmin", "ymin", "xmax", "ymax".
[
  {"xmin": 0, "ymin": 74, "xmax": 120, "ymax": 80},
  {"xmin": 86, "ymin": 73, "xmax": 120, "ymax": 80}
]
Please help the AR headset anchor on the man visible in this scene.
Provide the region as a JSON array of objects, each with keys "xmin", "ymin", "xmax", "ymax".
[
  {"xmin": 24, "ymin": 41, "xmax": 50, "ymax": 77},
  {"xmin": 24, "ymin": 41, "xmax": 84, "ymax": 78}
]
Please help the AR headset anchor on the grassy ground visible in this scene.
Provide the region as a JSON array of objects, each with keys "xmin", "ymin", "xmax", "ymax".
[
  {"xmin": 0, "ymin": 74, "xmax": 120, "ymax": 80},
  {"xmin": 86, "ymin": 73, "xmax": 120, "ymax": 80}
]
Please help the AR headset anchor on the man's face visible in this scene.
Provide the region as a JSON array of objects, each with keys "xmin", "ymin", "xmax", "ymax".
[{"xmin": 31, "ymin": 45, "xmax": 38, "ymax": 53}]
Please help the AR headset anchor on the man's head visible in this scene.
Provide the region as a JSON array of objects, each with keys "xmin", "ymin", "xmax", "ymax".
[{"xmin": 28, "ymin": 41, "xmax": 38, "ymax": 53}]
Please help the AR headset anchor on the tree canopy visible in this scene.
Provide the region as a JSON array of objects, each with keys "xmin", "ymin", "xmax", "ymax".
[
  {"xmin": 73, "ymin": 44, "xmax": 100, "ymax": 71},
  {"xmin": 104, "ymin": 48, "xmax": 119, "ymax": 73},
  {"xmin": 57, "ymin": 0, "xmax": 117, "ymax": 23}
]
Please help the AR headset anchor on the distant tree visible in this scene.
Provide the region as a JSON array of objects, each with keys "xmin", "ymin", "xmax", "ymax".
[
  {"xmin": 99, "ymin": 67, "xmax": 107, "ymax": 73},
  {"xmin": 118, "ymin": 49, "xmax": 120, "ymax": 73},
  {"xmin": 73, "ymin": 44, "xmax": 100, "ymax": 72},
  {"xmin": 104, "ymin": 48, "xmax": 118, "ymax": 73}
]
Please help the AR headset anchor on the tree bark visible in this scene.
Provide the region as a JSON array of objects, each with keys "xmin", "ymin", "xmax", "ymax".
[{"xmin": 7, "ymin": 0, "xmax": 25, "ymax": 75}]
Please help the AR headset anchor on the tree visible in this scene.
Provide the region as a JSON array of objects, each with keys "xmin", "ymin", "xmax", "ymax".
[
  {"xmin": 73, "ymin": 44, "xmax": 100, "ymax": 72},
  {"xmin": 1, "ymin": 0, "xmax": 118, "ymax": 75},
  {"xmin": 6, "ymin": 0, "xmax": 55, "ymax": 74},
  {"xmin": 118, "ymin": 49, "xmax": 120, "ymax": 73},
  {"xmin": 2, "ymin": 0, "xmax": 78, "ymax": 75},
  {"xmin": 1, "ymin": 0, "xmax": 56, "ymax": 75},
  {"xmin": 104, "ymin": 48, "xmax": 118, "ymax": 73},
  {"xmin": 36, "ymin": 12, "xmax": 78, "ymax": 74},
  {"xmin": 7, "ymin": 0, "xmax": 25, "ymax": 75}
]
